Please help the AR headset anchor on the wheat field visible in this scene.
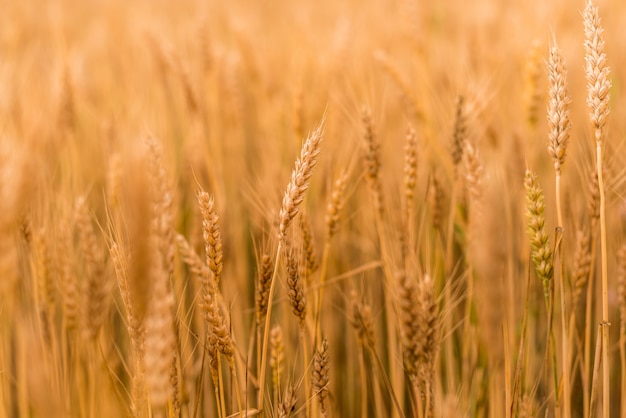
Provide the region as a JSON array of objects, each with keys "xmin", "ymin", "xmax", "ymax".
[{"xmin": 1, "ymin": 0, "xmax": 626, "ymax": 417}]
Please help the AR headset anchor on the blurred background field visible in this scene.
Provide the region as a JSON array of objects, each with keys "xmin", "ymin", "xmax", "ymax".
[{"xmin": 1, "ymin": 0, "xmax": 626, "ymax": 417}]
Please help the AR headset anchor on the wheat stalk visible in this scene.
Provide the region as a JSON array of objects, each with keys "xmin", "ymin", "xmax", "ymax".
[
  {"xmin": 547, "ymin": 38, "xmax": 572, "ymax": 418},
  {"xmin": 259, "ymin": 119, "xmax": 324, "ymax": 412},
  {"xmin": 584, "ymin": 3, "xmax": 612, "ymax": 417},
  {"xmin": 619, "ymin": 244, "xmax": 626, "ymax": 418}
]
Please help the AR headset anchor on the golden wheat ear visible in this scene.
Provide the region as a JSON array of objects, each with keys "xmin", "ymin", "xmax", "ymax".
[
  {"xmin": 279, "ymin": 122, "xmax": 324, "ymax": 243},
  {"xmin": 312, "ymin": 338, "xmax": 330, "ymax": 417},
  {"xmin": 546, "ymin": 41, "xmax": 571, "ymax": 178},
  {"xmin": 523, "ymin": 169, "xmax": 553, "ymax": 305}
]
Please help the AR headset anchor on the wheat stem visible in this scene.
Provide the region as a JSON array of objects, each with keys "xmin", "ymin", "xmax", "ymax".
[{"xmin": 258, "ymin": 244, "xmax": 282, "ymax": 412}]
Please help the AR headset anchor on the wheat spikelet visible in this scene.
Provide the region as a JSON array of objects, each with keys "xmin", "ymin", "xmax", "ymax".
[
  {"xmin": 524, "ymin": 170, "xmax": 553, "ymax": 301},
  {"xmin": 313, "ymin": 338, "xmax": 330, "ymax": 417},
  {"xmin": 279, "ymin": 121, "xmax": 324, "ymax": 243},
  {"xmin": 547, "ymin": 41, "xmax": 571, "ymax": 175}
]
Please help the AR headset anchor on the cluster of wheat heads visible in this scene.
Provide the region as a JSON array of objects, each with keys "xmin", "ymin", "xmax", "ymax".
[{"xmin": 2, "ymin": 0, "xmax": 626, "ymax": 417}]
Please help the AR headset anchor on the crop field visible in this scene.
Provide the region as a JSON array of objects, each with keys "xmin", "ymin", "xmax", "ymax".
[{"xmin": 1, "ymin": 0, "xmax": 626, "ymax": 417}]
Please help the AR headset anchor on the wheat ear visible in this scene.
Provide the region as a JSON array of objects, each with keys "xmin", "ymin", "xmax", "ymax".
[
  {"xmin": 270, "ymin": 325, "xmax": 285, "ymax": 408},
  {"xmin": 312, "ymin": 338, "xmax": 330, "ymax": 417},
  {"xmin": 524, "ymin": 170, "xmax": 553, "ymax": 306}
]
